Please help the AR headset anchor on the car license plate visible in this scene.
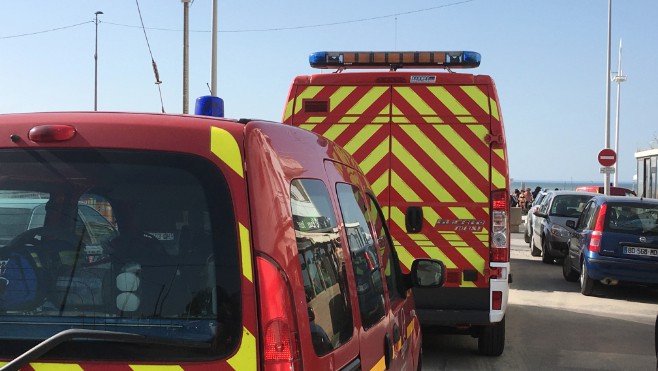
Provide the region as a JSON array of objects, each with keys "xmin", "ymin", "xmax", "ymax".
[{"xmin": 624, "ymin": 246, "xmax": 658, "ymax": 257}]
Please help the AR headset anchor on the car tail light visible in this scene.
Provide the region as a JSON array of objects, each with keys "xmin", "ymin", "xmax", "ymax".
[
  {"xmin": 491, "ymin": 190, "xmax": 509, "ymax": 262},
  {"xmin": 588, "ymin": 203, "xmax": 607, "ymax": 253},
  {"xmin": 492, "ymin": 291, "xmax": 503, "ymax": 310},
  {"xmin": 257, "ymin": 256, "xmax": 301, "ymax": 371}
]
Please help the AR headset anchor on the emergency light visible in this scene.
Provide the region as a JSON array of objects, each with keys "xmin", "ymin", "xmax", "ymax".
[
  {"xmin": 195, "ymin": 95, "xmax": 224, "ymax": 118},
  {"xmin": 309, "ymin": 51, "xmax": 481, "ymax": 70}
]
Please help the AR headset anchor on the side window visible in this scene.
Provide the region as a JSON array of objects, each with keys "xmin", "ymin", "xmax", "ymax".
[
  {"xmin": 577, "ymin": 202, "xmax": 594, "ymax": 229},
  {"xmin": 290, "ymin": 179, "xmax": 353, "ymax": 355},
  {"xmin": 367, "ymin": 194, "xmax": 401, "ymax": 301},
  {"xmin": 336, "ymin": 183, "xmax": 386, "ymax": 329}
]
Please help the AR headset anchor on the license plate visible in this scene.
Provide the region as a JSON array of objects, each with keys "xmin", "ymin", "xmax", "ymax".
[{"xmin": 624, "ymin": 246, "xmax": 658, "ymax": 257}]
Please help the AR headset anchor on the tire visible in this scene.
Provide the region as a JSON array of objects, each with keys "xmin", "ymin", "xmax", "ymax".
[
  {"xmin": 530, "ymin": 234, "xmax": 541, "ymax": 257},
  {"xmin": 580, "ymin": 261, "xmax": 596, "ymax": 296},
  {"xmin": 541, "ymin": 238, "xmax": 553, "ymax": 264},
  {"xmin": 562, "ymin": 253, "xmax": 579, "ymax": 282},
  {"xmin": 478, "ymin": 317, "xmax": 505, "ymax": 356}
]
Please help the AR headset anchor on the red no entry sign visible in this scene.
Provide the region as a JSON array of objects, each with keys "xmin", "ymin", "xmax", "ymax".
[{"xmin": 598, "ymin": 148, "xmax": 617, "ymax": 167}]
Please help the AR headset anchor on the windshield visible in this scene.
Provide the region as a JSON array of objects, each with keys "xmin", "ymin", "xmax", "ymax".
[
  {"xmin": 549, "ymin": 195, "xmax": 593, "ymax": 218},
  {"xmin": 0, "ymin": 149, "xmax": 240, "ymax": 361}
]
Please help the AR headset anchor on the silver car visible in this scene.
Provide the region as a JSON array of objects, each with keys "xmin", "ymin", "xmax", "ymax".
[
  {"xmin": 530, "ymin": 190, "xmax": 598, "ymax": 264},
  {"xmin": 524, "ymin": 191, "xmax": 547, "ymax": 247}
]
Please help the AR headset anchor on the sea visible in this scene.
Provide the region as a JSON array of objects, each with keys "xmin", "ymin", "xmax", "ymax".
[{"xmin": 509, "ymin": 179, "xmax": 635, "ymax": 193}]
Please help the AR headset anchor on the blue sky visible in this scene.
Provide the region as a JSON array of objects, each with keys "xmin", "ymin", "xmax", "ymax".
[{"xmin": 1, "ymin": 1, "xmax": 657, "ymax": 185}]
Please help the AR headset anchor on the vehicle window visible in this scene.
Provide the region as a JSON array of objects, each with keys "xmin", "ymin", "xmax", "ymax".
[
  {"xmin": 539, "ymin": 194, "xmax": 552, "ymax": 214},
  {"xmin": 0, "ymin": 149, "xmax": 240, "ymax": 361},
  {"xmin": 290, "ymin": 179, "xmax": 353, "ymax": 356},
  {"xmin": 549, "ymin": 195, "xmax": 594, "ymax": 218},
  {"xmin": 577, "ymin": 201, "xmax": 596, "ymax": 230},
  {"xmin": 336, "ymin": 183, "xmax": 385, "ymax": 329},
  {"xmin": 367, "ymin": 194, "xmax": 401, "ymax": 301},
  {"xmin": 606, "ymin": 204, "xmax": 658, "ymax": 234}
]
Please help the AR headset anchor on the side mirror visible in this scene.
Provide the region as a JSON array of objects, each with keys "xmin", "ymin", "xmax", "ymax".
[
  {"xmin": 410, "ymin": 259, "xmax": 446, "ymax": 287},
  {"xmin": 566, "ymin": 220, "xmax": 576, "ymax": 229},
  {"xmin": 534, "ymin": 210, "xmax": 548, "ymax": 219}
]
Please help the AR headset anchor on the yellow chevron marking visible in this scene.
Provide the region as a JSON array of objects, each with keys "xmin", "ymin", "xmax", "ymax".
[
  {"xmin": 492, "ymin": 168, "xmax": 506, "ymax": 189},
  {"xmin": 391, "ymin": 170, "xmax": 421, "ymax": 202},
  {"xmin": 371, "ymin": 170, "xmax": 389, "ymax": 197},
  {"xmin": 370, "ymin": 356, "xmax": 387, "ymax": 371},
  {"xmin": 373, "ymin": 116, "xmax": 390, "ymax": 123},
  {"xmin": 240, "ymin": 223, "xmax": 253, "ymax": 283},
  {"xmin": 338, "ymin": 116, "xmax": 359, "ymax": 124},
  {"xmin": 434, "ymin": 125, "xmax": 489, "ymax": 181},
  {"xmin": 299, "ymin": 123, "xmax": 317, "ymax": 131},
  {"xmin": 406, "ymin": 317, "xmax": 415, "ymax": 338},
  {"xmin": 359, "ymin": 137, "xmax": 389, "ymax": 174},
  {"xmin": 306, "ymin": 116, "xmax": 326, "ymax": 124},
  {"xmin": 283, "ymin": 99, "xmax": 294, "ymax": 122},
  {"xmin": 391, "ymin": 137, "xmax": 456, "ymax": 202},
  {"xmin": 457, "ymin": 116, "xmax": 478, "ymax": 123},
  {"xmin": 391, "ymin": 104, "xmax": 411, "ymax": 123},
  {"xmin": 467, "ymin": 125, "xmax": 488, "ymax": 143},
  {"xmin": 347, "ymin": 87, "xmax": 388, "ymax": 115},
  {"xmin": 449, "ymin": 207, "xmax": 475, "ymax": 219},
  {"xmin": 393, "ymin": 239, "xmax": 415, "ymax": 271},
  {"xmin": 344, "ymin": 125, "xmax": 383, "ymax": 154},
  {"xmin": 493, "ymin": 148, "xmax": 505, "ymax": 161},
  {"xmin": 461, "ymin": 86, "xmax": 491, "ymax": 115},
  {"xmin": 331, "ymin": 86, "xmax": 357, "ymax": 111},
  {"xmin": 428, "ymin": 86, "xmax": 470, "ymax": 116},
  {"xmin": 423, "ymin": 207, "xmax": 439, "ymax": 226},
  {"xmin": 490, "ymin": 97, "xmax": 500, "ymax": 120},
  {"xmin": 294, "ymin": 86, "xmax": 324, "ymax": 114},
  {"xmin": 457, "ymin": 246, "xmax": 486, "ymax": 272},
  {"xmin": 420, "ymin": 245, "xmax": 456, "ymax": 268},
  {"xmin": 130, "ymin": 366, "xmax": 183, "ymax": 370},
  {"xmin": 211, "ymin": 127, "xmax": 243, "ymax": 178},
  {"xmin": 396, "ymin": 87, "xmax": 438, "ymax": 116},
  {"xmin": 322, "ymin": 123, "xmax": 349, "ymax": 141},
  {"xmin": 228, "ymin": 327, "xmax": 257, "ymax": 370},
  {"xmin": 29, "ymin": 364, "xmax": 84, "ymax": 371}
]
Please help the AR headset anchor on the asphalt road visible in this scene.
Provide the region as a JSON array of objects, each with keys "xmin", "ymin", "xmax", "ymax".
[{"xmin": 421, "ymin": 224, "xmax": 658, "ymax": 370}]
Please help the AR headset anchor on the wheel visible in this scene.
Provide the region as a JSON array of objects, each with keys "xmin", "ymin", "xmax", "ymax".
[
  {"xmin": 541, "ymin": 238, "xmax": 553, "ymax": 264},
  {"xmin": 580, "ymin": 261, "xmax": 596, "ymax": 296},
  {"xmin": 530, "ymin": 234, "xmax": 541, "ymax": 257},
  {"xmin": 562, "ymin": 253, "xmax": 579, "ymax": 282},
  {"xmin": 478, "ymin": 317, "xmax": 505, "ymax": 356},
  {"xmin": 524, "ymin": 225, "xmax": 531, "ymax": 243}
]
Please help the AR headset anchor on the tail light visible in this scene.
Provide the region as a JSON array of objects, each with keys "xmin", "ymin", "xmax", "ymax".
[
  {"xmin": 257, "ymin": 256, "xmax": 301, "ymax": 371},
  {"xmin": 492, "ymin": 290, "xmax": 503, "ymax": 310},
  {"xmin": 491, "ymin": 189, "xmax": 509, "ymax": 262},
  {"xmin": 588, "ymin": 204, "xmax": 607, "ymax": 253}
]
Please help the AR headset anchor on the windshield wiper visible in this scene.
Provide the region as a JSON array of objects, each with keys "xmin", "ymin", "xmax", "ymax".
[{"xmin": 0, "ymin": 328, "xmax": 211, "ymax": 371}]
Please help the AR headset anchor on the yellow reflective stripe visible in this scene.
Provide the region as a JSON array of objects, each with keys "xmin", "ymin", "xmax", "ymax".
[
  {"xmin": 211, "ymin": 127, "xmax": 243, "ymax": 178},
  {"xmin": 283, "ymin": 99, "xmax": 295, "ymax": 122},
  {"xmin": 347, "ymin": 87, "xmax": 388, "ymax": 115},
  {"xmin": 359, "ymin": 137, "xmax": 389, "ymax": 174},
  {"xmin": 371, "ymin": 170, "xmax": 389, "ymax": 197},
  {"xmin": 492, "ymin": 168, "xmax": 506, "ymax": 189},
  {"xmin": 457, "ymin": 247, "xmax": 485, "ymax": 271},
  {"xmin": 456, "ymin": 116, "xmax": 477, "ymax": 123},
  {"xmin": 322, "ymin": 123, "xmax": 349, "ymax": 141},
  {"xmin": 306, "ymin": 116, "xmax": 326, "ymax": 124},
  {"xmin": 391, "ymin": 170, "xmax": 421, "ymax": 202},
  {"xmin": 240, "ymin": 223, "xmax": 253, "ymax": 283},
  {"xmin": 130, "ymin": 366, "xmax": 183, "ymax": 371},
  {"xmin": 370, "ymin": 356, "xmax": 386, "ymax": 371},
  {"xmin": 420, "ymin": 244, "xmax": 455, "ymax": 268},
  {"xmin": 294, "ymin": 86, "xmax": 323, "ymax": 115},
  {"xmin": 29, "ymin": 364, "xmax": 84, "ymax": 371},
  {"xmin": 490, "ymin": 97, "xmax": 500, "ymax": 120},
  {"xmin": 406, "ymin": 317, "xmax": 415, "ymax": 338},
  {"xmin": 299, "ymin": 123, "xmax": 317, "ymax": 131},
  {"xmin": 428, "ymin": 86, "xmax": 469, "ymax": 116},
  {"xmin": 344, "ymin": 125, "xmax": 383, "ymax": 154},
  {"xmin": 396, "ymin": 87, "xmax": 438, "ymax": 116},
  {"xmin": 331, "ymin": 86, "xmax": 357, "ymax": 111},
  {"xmin": 393, "ymin": 239, "xmax": 415, "ymax": 271},
  {"xmin": 227, "ymin": 327, "xmax": 257, "ymax": 370},
  {"xmin": 434, "ymin": 125, "xmax": 489, "ymax": 181},
  {"xmin": 449, "ymin": 207, "xmax": 475, "ymax": 219},
  {"xmin": 338, "ymin": 116, "xmax": 359, "ymax": 124},
  {"xmin": 461, "ymin": 86, "xmax": 490, "ymax": 115},
  {"xmin": 493, "ymin": 148, "xmax": 505, "ymax": 161}
]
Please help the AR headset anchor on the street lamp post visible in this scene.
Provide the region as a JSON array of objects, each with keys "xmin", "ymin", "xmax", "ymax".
[
  {"xmin": 94, "ymin": 11, "xmax": 103, "ymax": 111},
  {"xmin": 612, "ymin": 38, "xmax": 627, "ymax": 186}
]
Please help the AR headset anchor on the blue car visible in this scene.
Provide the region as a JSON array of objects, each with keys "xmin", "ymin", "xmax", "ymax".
[{"xmin": 563, "ymin": 195, "xmax": 658, "ymax": 295}]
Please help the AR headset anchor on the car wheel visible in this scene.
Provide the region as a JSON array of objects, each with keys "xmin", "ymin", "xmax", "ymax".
[
  {"xmin": 562, "ymin": 253, "xmax": 579, "ymax": 282},
  {"xmin": 541, "ymin": 237, "xmax": 553, "ymax": 264},
  {"xmin": 530, "ymin": 234, "xmax": 541, "ymax": 257},
  {"xmin": 580, "ymin": 261, "xmax": 596, "ymax": 296},
  {"xmin": 478, "ymin": 317, "xmax": 505, "ymax": 357},
  {"xmin": 524, "ymin": 225, "xmax": 531, "ymax": 243}
]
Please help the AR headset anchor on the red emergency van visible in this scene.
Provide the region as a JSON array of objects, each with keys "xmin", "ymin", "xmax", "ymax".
[
  {"xmin": 283, "ymin": 51, "xmax": 511, "ymax": 355},
  {"xmin": 0, "ymin": 108, "xmax": 443, "ymax": 370}
]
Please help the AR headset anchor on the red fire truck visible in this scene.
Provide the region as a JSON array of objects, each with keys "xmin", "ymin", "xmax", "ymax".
[{"xmin": 283, "ymin": 51, "xmax": 511, "ymax": 355}]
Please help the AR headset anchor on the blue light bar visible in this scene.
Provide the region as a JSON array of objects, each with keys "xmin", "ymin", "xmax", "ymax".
[
  {"xmin": 309, "ymin": 51, "xmax": 481, "ymax": 70},
  {"xmin": 195, "ymin": 96, "xmax": 224, "ymax": 118}
]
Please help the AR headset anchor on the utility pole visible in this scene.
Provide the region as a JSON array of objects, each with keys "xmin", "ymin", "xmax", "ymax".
[
  {"xmin": 182, "ymin": 0, "xmax": 191, "ymax": 114},
  {"xmin": 211, "ymin": 0, "xmax": 218, "ymax": 96},
  {"xmin": 94, "ymin": 11, "xmax": 103, "ymax": 111},
  {"xmin": 612, "ymin": 38, "xmax": 627, "ymax": 186},
  {"xmin": 603, "ymin": 0, "xmax": 612, "ymax": 195}
]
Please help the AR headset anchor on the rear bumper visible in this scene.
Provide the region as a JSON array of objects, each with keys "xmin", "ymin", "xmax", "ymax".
[{"xmin": 586, "ymin": 254, "xmax": 658, "ymax": 284}]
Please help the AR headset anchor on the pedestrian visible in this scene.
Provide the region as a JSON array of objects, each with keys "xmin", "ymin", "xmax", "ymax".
[
  {"xmin": 523, "ymin": 188, "xmax": 533, "ymax": 212},
  {"xmin": 510, "ymin": 189, "xmax": 520, "ymax": 207},
  {"xmin": 532, "ymin": 186, "xmax": 542, "ymax": 199}
]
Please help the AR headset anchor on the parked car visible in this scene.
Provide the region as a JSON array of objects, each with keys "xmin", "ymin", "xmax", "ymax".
[
  {"xmin": 531, "ymin": 190, "xmax": 598, "ymax": 264},
  {"xmin": 563, "ymin": 195, "xmax": 658, "ymax": 295},
  {"xmin": 575, "ymin": 185, "xmax": 636, "ymax": 196},
  {"xmin": 524, "ymin": 191, "xmax": 547, "ymax": 247}
]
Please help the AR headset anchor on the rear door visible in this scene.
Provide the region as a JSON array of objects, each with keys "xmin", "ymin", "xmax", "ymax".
[{"xmin": 601, "ymin": 203, "xmax": 658, "ymax": 260}]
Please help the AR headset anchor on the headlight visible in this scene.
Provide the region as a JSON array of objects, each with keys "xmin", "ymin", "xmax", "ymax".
[{"xmin": 550, "ymin": 224, "xmax": 570, "ymax": 238}]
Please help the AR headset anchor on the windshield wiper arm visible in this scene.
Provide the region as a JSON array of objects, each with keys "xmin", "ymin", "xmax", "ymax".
[{"xmin": 0, "ymin": 328, "xmax": 211, "ymax": 371}]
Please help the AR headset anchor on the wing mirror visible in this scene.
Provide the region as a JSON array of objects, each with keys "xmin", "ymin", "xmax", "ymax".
[{"xmin": 410, "ymin": 259, "xmax": 446, "ymax": 287}]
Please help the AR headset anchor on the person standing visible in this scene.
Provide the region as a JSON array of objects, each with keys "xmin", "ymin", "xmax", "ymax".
[{"xmin": 523, "ymin": 188, "xmax": 534, "ymax": 212}]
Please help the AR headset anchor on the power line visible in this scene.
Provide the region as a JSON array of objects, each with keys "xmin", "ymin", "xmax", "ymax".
[
  {"xmin": 0, "ymin": 21, "xmax": 92, "ymax": 39},
  {"xmin": 135, "ymin": 0, "xmax": 165, "ymax": 113},
  {"xmin": 1, "ymin": 1, "xmax": 474, "ymax": 39}
]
